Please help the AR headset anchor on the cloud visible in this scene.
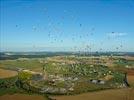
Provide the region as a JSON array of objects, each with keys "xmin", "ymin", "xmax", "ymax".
[{"xmin": 107, "ymin": 32, "xmax": 127, "ymax": 37}]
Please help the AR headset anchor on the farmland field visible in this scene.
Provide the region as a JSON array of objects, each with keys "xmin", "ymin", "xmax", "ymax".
[
  {"xmin": 52, "ymin": 88, "xmax": 134, "ymax": 100},
  {"xmin": 0, "ymin": 69, "xmax": 17, "ymax": 78},
  {"xmin": 0, "ymin": 59, "xmax": 44, "ymax": 72},
  {"xmin": 0, "ymin": 54, "xmax": 134, "ymax": 100},
  {"xmin": 0, "ymin": 94, "xmax": 48, "ymax": 100}
]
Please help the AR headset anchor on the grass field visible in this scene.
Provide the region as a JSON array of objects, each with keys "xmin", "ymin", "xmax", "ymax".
[{"xmin": 0, "ymin": 59, "xmax": 44, "ymax": 72}]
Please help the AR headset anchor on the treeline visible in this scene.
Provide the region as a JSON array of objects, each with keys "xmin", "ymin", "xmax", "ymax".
[
  {"xmin": 0, "ymin": 52, "xmax": 73, "ymax": 60},
  {"xmin": 0, "ymin": 52, "xmax": 134, "ymax": 60}
]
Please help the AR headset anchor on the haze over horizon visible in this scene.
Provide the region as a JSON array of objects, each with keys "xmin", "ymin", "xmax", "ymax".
[{"xmin": 0, "ymin": 0, "xmax": 134, "ymax": 52}]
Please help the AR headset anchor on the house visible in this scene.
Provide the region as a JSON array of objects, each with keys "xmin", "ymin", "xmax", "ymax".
[
  {"xmin": 89, "ymin": 79, "xmax": 105, "ymax": 84},
  {"xmin": 90, "ymin": 79, "xmax": 98, "ymax": 84},
  {"xmin": 98, "ymin": 80, "xmax": 105, "ymax": 84}
]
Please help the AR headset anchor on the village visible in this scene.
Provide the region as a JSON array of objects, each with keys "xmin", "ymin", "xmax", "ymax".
[{"xmin": 16, "ymin": 56, "xmax": 128, "ymax": 94}]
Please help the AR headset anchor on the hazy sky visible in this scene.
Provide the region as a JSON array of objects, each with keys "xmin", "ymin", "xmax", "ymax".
[{"xmin": 0, "ymin": 0, "xmax": 134, "ymax": 52}]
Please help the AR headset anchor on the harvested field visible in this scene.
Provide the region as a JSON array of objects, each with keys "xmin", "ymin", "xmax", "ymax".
[
  {"xmin": 124, "ymin": 56, "xmax": 134, "ymax": 61},
  {"xmin": 128, "ymin": 75, "xmax": 134, "ymax": 84},
  {"xmin": 127, "ymin": 68, "xmax": 134, "ymax": 86},
  {"xmin": 52, "ymin": 88, "xmax": 134, "ymax": 100},
  {"xmin": 0, "ymin": 94, "xmax": 47, "ymax": 100},
  {"xmin": 0, "ymin": 69, "xmax": 17, "ymax": 78},
  {"xmin": 126, "ymin": 69, "xmax": 134, "ymax": 75}
]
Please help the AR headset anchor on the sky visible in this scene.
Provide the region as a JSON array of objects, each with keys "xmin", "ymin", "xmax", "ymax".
[{"xmin": 0, "ymin": 0, "xmax": 134, "ymax": 52}]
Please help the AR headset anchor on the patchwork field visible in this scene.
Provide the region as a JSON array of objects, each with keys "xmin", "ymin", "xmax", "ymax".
[
  {"xmin": 0, "ymin": 69, "xmax": 17, "ymax": 78},
  {"xmin": 0, "ymin": 55, "xmax": 134, "ymax": 100}
]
